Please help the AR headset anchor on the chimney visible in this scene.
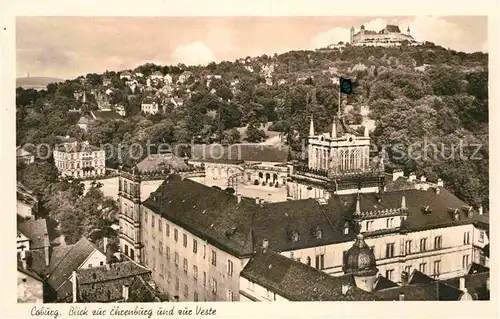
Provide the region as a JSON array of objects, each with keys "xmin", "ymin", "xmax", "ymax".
[
  {"xmin": 478, "ymin": 206, "xmax": 483, "ymax": 215},
  {"xmin": 408, "ymin": 172, "xmax": 416, "ymax": 182},
  {"xmin": 71, "ymin": 271, "xmax": 78, "ymax": 303},
  {"xmin": 401, "ymin": 271, "xmax": 409, "ymax": 286},
  {"xmin": 122, "ymin": 285, "xmax": 129, "ymax": 301},
  {"xmin": 103, "ymin": 237, "xmax": 109, "ymax": 254},
  {"xmin": 255, "ymin": 197, "xmax": 260, "ymax": 205},
  {"xmin": 437, "ymin": 178, "xmax": 444, "ymax": 187},
  {"xmin": 401, "ymin": 195, "xmax": 406, "ymax": 210},
  {"xmin": 21, "ymin": 250, "xmax": 28, "ymax": 270},
  {"xmin": 237, "ymin": 194, "xmax": 242, "ymax": 204},
  {"xmin": 399, "ymin": 293, "xmax": 405, "ymax": 301},
  {"xmin": 44, "ymin": 233, "xmax": 50, "ymax": 267},
  {"xmin": 459, "ymin": 277, "xmax": 466, "ymax": 291},
  {"xmin": 420, "ymin": 176, "xmax": 426, "ymax": 182},
  {"xmin": 262, "ymin": 239, "xmax": 269, "ymax": 249}
]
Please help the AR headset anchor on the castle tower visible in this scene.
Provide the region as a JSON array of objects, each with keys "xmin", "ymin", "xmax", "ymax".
[
  {"xmin": 350, "ymin": 26, "xmax": 355, "ymax": 44},
  {"xmin": 342, "ymin": 234, "xmax": 378, "ymax": 292},
  {"xmin": 407, "ymin": 26, "xmax": 411, "ymax": 36}
]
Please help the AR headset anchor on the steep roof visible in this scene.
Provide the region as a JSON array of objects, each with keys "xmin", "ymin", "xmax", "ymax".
[
  {"xmin": 136, "ymin": 153, "xmax": 189, "ymax": 174},
  {"xmin": 17, "ymin": 219, "xmax": 48, "ymax": 250},
  {"xmin": 128, "ymin": 275, "xmax": 169, "ymax": 302},
  {"xmin": 375, "ymin": 281, "xmax": 463, "ymax": 301},
  {"xmin": 241, "ymin": 248, "xmax": 377, "ymax": 301},
  {"xmin": 93, "ymin": 110, "xmax": 122, "ymax": 120},
  {"xmin": 442, "ymin": 272, "xmax": 490, "ymax": 300},
  {"xmin": 384, "ymin": 25, "xmax": 401, "ymax": 33},
  {"xmin": 76, "ymin": 261, "xmax": 151, "ymax": 302},
  {"xmin": 190, "ymin": 144, "xmax": 289, "ymax": 163},
  {"xmin": 16, "ymin": 146, "xmax": 33, "ymax": 157},
  {"xmin": 373, "ymin": 275, "xmax": 399, "ymax": 290},
  {"xmin": 47, "ymin": 237, "xmax": 100, "ymax": 300},
  {"xmin": 55, "ymin": 141, "xmax": 101, "ymax": 153},
  {"xmin": 17, "ymin": 182, "xmax": 38, "ymax": 207}
]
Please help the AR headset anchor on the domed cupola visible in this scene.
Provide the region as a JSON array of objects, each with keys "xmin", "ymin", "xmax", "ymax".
[
  {"xmin": 342, "ymin": 234, "xmax": 379, "ymax": 292},
  {"xmin": 342, "ymin": 234, "xmax": 378, "ymax": 276}
]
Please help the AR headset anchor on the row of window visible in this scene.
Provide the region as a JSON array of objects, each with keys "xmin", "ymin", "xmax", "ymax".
[
  {"xmin": 55, "ymin": 151, "xmax": 104, "ymax": 160},
  {"xmin": 386, "ymin": 254, "xmax": 471, "ymax": 281},
  {"xmin": 290, "ymin": 252, "xmax": 325, "ymax": 270},
  {"xmin": 162, "ymin": 270, "xmax": 235, "ymax": 301}
]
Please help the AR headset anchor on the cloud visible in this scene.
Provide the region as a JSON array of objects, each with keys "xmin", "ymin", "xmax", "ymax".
[
  {"xmin": 310, "ymin": 16, "xmax": 487, "ymax": 53},
  {"xmin": 310, "ymin": 27, "xmax": 350, "ymax": 48},
  {"xmin": 171, "ymin": 41, "xmax": 217, "ymax": 66}
]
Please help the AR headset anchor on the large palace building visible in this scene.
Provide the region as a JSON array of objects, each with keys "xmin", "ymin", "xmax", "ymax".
[
  {"xmin": 350, "ymin": 24, "xmax": 419, "ymax": 47},
  {"xmin": 117, "ymin": 114, "xmax": 489, "ymax": 302}
]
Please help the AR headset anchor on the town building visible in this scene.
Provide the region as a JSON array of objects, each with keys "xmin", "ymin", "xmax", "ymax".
[
  {"xmin": 141, "ymin": 97, "xmax": 161, "ymax": 115},
  {"xmin": 119, "ymin": 71, "xmax": 133, "ymax": 80},
  {"xmin": 17, "ymin": 182, "xmax": 39, "ymax": 220},
  {"xmin": 350, "ymin": 24, "xmax": 419, "ymax": 47},
  {"xmin": 77, "ymin": 116, "xmax": 91, "ymax": 132},
  {"xmin": 18, "ymin": 261, "xmax": 44, "ymax": 303},
  {"xmin": 53, "ymin": 138, "xmax": 106, "ymax": 178},
  {"xmin": 17, "ymin": 218, "xmax": 49, "ymax": 254},
  {"xmin": 16, "ymin": 145, "xmax": 35, "ymax": 165}
]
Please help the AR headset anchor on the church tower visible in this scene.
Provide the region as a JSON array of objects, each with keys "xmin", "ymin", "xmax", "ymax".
[
  {"xmin": 350, "ymin": 26, "xmax": 355, "ymax": 44},
  {"xmin": 407, "ymin": 26, "xmax": 411, "ymax": 36}
]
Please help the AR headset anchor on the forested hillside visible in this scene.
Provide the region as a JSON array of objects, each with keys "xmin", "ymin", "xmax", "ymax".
[{"xmin": 16, "ymin": 42, "xmax": 489, "ymax": 208}]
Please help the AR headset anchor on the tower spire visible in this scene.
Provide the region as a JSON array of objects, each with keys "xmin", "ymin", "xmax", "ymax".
[
  {"xmin": 309, "ymin": 115, "xmax": 315, "ymax": 136},
  {"xmin": 331, "ymin": 116, "xmax": 337, "ymax": 138},
  {"xmin": 355, "ymin": 193, "xmax": 361, "ymax": 215}
]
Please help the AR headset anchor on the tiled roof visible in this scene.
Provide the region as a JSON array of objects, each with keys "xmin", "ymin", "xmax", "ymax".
[
  {"xmin": 190, "ymin": 144, "xmax": 289, "ymax": 163},
  {"xmin": 17, "ymin": 219, "xmax": 48, "ymax": 250},
  {"xmin": 408, "ymin": 270, "xmax": 435, "ymax": 285},
  {"xmin": 136, "ymin": 153, "xmax": 189, "ymax": 174},
  {"xmin": 241, "ymin": 248, "xmax": 377, "ymax": 301},
  {"xmin": 18, "ymin": 261, "xmax": 43, "ymax": 282},
  {"xmin": 384, "ymin": 25, "xmax": 401, "ymax": 33},
  {"xmin": 324, "ymin": 117, "xmax": 358, "ymax": 138},
  {"xmin": 375, "ymin": 281, "xmax": 463, "ymax": 301},
  {"xmin": 442, "ymin": 272, "xmax": 490, "ymax": 300},
  {"xmin": 76, "ymin": 261, "xmax": 151, "ymax": 302},
  {"xmin": 143, "ymin": 176, "xmax": 485, "ymax": 257},
  {"xmin": 29, "ymin": 245, "xmax": 73, "ymax": 277},
  {"xmin": 17, "ymin": 182, "xmax": 38, "ymax": 207},
  {"xmin": 384, "ymin": 176, "xmax": 417, "ymax": 191},
  {"xmin": 128, "ymin": 275, "xmax": 169, "ymax": 302},
  {"xmin": 142, "ymin": 175, "xmax": 255, "ymax": 257},
  {"xmin": 55, "ymin": 141, "xmax": 102, "ymax": 153},
  {"xmin": 467, "ymin": 262, "xmax": 489, "ymax": 275},
  {"xmin": 93, "ymin": 110, "xmax": 122, "ymax": 120},
  {"xmin": 16, "ymin": 146, "xmax": 33, "ymax": 157},
  {"xmin": 47, "ymin": 237, "xmax": 100, "ymax": 300},
  {"xmin": 374, "ymin": 275, "xmax": 399, "ymax": 290}
]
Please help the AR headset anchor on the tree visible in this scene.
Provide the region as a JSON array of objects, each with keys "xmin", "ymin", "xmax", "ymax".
[{"xmin": 245, "ymin": 124, "xmax": 267, "ymax": 143}]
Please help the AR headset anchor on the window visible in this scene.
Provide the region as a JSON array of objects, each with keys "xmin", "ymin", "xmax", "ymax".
[
  {"xmin": 174, "ymin": 229, "xmax": 178, "ymax": 241},
  {"xmin": 343, "ymin": 223, "xmax": 349, "ymax": 235},
  {"xmin": 193, "ymin": 265, "xmax": 198, "ymax": 280},
  {"xmin": 165, "ymin": 223, "xmax": 170, "ymax": 237},
  {"xmin": 211, "ymin": 278, "xmax": 217, "ymax": 294},
  {"xmin": 100, "ymin": 261, "xmax": 104, "ymax": 266},
  {"xmin": 174, "ymin": 252, "xmax": 179, "ymax": 266},
  {"xmin": 211, "ymin": 250, "xmax": 217, "ymax": 266},
  {"xmin": 385, "ymin": 243, "xmax": 395, "ymax": 258},
  {"xmin": 167, "ymin": 272, "xmax": 171, "ymax": 283},
  {"xmin": 290, "ymin": 252, "xmax": 294, "ymax": 259},
  {"xmin": 194, "ymin": 292, "xmax": 199, "ymax": 302},
  {"xmin": 227, "ymin": 260, "xmax": 233, "ymax": 276},
  {"xmin": 463, "ymin": 232, "xmax": 470, "ymax": 245},
  {"xmin": 479, "ymin": 231, "xmax": 485, "ymax": 243},
  {"xmin": 151, "ymin": 216, "xmax": 155, "ymax": 228},
  {"xmin": 203, "ymin": 245, "xmax": 206, "ymax": 259},
  {"xmin": 158, "ymin": 221, "xmax": 162, "ymax": 232},
  {"xmin": 144, "ymin": 211, "xmax": 148, "ymax": 223},
  {"xmin": 183, "ymin": 258, "xmax": 188, "ymax": 274},
  {"xmin": 193, "ymin": 239, "xmax": 198, "ymax": 253},
  {"xmin": 166, "ymin": 247, "xmax": 171, "ymax": 260},
  {"xmin": 184, "ymin": 284, "xmax": 189, "ymax": 298},
  {"xmin": 227, "ymin": 290, "xmax": 234, "ymax": 301},
  {"xmin": 175, "ymin": 277, "xmax": 179, "ymax": 292},
  {"xmin": 385, "ymin": 269, "xmax": 394, "ymax": 281},
  {"xmin": 462, "ymin": 255, "xmax": 470, "ymax": 268},
  {"xmin": 404, "ymin": 265, "xmax": 412, "ymax": 274},
  {"xmin": 370, "ymin": 246, "xmax": 375, "ymax": 256},
  {"xmin": 433, "ymin": 260, "xmax": 441, "ymax": 275},
  {"xmin": 434, "ymin": 236, "xmax": 442, "ymax": 250},
  {"xmin": 405, "ymin": 240, "xmax": 412, "ymax": 255},
  {"xmin": 183, "ymin": 234, "xmax": 188, "ymax": 247},
  {"xmin": 248, "ymin": 280, "xmax": 255, "ymax": 291},
  {"xmin": 420, "ymin": 238, "xmax": 427, "ymax": 252},
  {"xmin": 160, "ymin": 263, "xmax": 164, "ymax": 277},
  {"xmin": 419, "ymin": 263, "xmax": 427, "ymax": 274},
  {"xmin": 315, "ymin": 254, "xmax": 325, "ymax": 270},
  {"xmin": 306, "ymin": 256, "xmax": 311, "ymax": 266},
  {"xmin": 159, "ymin": 241, "xmax": 163, "ymax": 254},
  {"xmin": 88, "ymin": 264, "xmax": 92, "ymax": 268},
  {"xmin": 203, "ymin": 271, "xmax": 207, "ymax": 288}
]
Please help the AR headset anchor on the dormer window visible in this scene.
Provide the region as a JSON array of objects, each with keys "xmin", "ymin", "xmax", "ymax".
[
  {"xmin": 291, "ymin": 230, "xmax": 300, "ymax": 242},
  {"xmin": 314, "ymin": 227, "xmax": 323, "ymax": 239}
]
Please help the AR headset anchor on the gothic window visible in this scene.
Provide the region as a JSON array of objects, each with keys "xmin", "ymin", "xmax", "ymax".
[{"xmin": 350, "ymin": 149, "xmax": 355, "ymax": 170}]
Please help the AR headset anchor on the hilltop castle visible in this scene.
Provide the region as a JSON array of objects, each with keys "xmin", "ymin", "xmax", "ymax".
[{"xmin": 350, "ymin": 24, "xmax": 420, "ymax": 47}]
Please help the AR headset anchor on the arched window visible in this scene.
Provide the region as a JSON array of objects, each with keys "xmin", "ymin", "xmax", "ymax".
[{"xmin": 350, "ymin": 150, "xmax": 355, "ymax": 170}]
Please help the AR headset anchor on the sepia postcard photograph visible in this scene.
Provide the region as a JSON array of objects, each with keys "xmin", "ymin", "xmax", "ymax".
[{"xmin": 1, "ymin": 0, "xmax": 498, "ymax": 318}]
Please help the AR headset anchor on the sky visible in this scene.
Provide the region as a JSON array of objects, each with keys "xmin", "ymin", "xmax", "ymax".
[{"xmin": 16, "ymin": 16, "xmax": 488, "ymax": 79}]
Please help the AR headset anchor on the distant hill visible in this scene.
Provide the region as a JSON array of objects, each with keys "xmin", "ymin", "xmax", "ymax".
[{"xmin": 16, "ymin": 76, "xmax": 64, "ymax": 89}]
